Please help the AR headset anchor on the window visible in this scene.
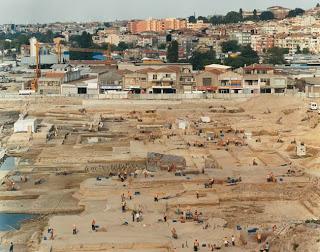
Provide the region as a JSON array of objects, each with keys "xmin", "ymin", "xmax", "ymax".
[
  {"xmin": 203, "ymin": 78, "xmax": 212, "ymax": 86},
  {"xmin": 153, "ymin": 74, "xmax": 157, "ymax": 80},
  {"xmin": 165, "ymin": 74, "xmax": 171, "ymax": 78}
]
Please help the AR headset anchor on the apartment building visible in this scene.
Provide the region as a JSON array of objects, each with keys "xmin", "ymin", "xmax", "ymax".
[
  {"xmin": 230, "ymin": 32, "xmax": 252, "ymax": 46},
  {"xmin": 186, "ymin": 20, "xmax": 210, "ymax": 30},
  {"xmin": 251, "ymin": 35, "xmax": 274, "ymax": 53},
  {"xmin": 121, "ymin": 64, "xmax": 195, "ymax": 93},
  {"xmin": 275, "ymin": 34, "xmax": 320, "ymax": 54},
  {"xmin": 241, "ymin": 64, "xmax": 287, "ymax": 93},
  {"xmin": 127, "ymin": 19, "xmax": 187, "ymax": 34},
  {"xmin": 218, "ymin": 71, "xmax": 243, "ymax": 93}
]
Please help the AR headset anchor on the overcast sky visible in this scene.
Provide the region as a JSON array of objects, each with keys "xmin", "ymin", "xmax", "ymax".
[{"xmin": 1, "ymin": 0, "xmax": 319, "ymax": 24}]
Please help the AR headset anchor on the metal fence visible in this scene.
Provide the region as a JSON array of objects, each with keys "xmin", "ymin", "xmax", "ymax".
[{"xmin": 0, "ymin": 91, "xmax": 316, "ymax": 101}]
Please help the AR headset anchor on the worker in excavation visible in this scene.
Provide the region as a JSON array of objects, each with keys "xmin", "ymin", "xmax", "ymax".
[
  {"xmin": 122, "ymin": 201, "xmax": 126, "ymax": 212},
  {"xmin": 91, "ymin": 219, "xmax": 96, "ymax": 231},
  {"xmin": 231, "ymin": 235, "xmax": 236, "ymax": 246},
  {"xmin": 171, "ymin": 227, "xmax": 178, "ymax": 239},
  {"xmin": 72, "ymin": 224, "xmax": 77, "ymax": 235},
  {"xmin": 193, "ymin": 239, "xmax": 200, "ymax": 251},
  {"xmin": 128, "ymin": 191, "xmax": 132, "ymax": 200},
  {"xmin": 257, "ymin": 232, "xmax": 262, "ymax": 243},
  {"xmin": 224, "ymin": 237, "xmax": 229, "ymax": 247}
]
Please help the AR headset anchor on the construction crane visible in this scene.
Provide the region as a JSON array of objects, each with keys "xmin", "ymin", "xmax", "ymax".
[
  {"xmin": 31, "ymin": 41, "xmax": 41, "ymax": 91},
  {"xmin": 56, "ymin": 41, "xmax": 62, "ymax": 64}
]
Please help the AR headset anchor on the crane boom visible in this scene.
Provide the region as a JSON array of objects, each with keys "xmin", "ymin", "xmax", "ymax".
[{"xmin": 31, "ymin": 42, "xmax": 41, "ymax": 91}]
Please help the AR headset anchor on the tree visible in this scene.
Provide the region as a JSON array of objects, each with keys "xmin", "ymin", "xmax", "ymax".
[
  {"xmin": 287, "ymin": 8, "xmax": 305, "ymax": 18},
  {"xmin": 209, "ymin": 15, "xmax": 224, "ymax": 25},
  {"xmin": 116, "ymin": 42, "xmax": 130, "ymax": 51},
  {"xmin": 253, "ymin": 9, "xmax": 258, "ymax": 20},
  {"xmin": 167, "ymin": 40, "xmax": 179, "ymax": 63},
  {"xmin": 239, "ymin": 8, "xmax": 243, "ymax": 17},
  {"xmin": 302, "ymin": 48, "xmax": 310, "ymax": 54},
  {"xmin": 188, "ymin": 16, "xmax": 197, "ymax": 23},
  {"xmin": 224, "ymin": 11, "xmax": 243, "ymax": 24},
  {"xmin": 241, "ymin": 45, "xmax": 259, "ymax": 61},
  {"xmin": 198, "ymin": 16, "xmax": 208, "ymax": 23},
  {"xmin": 296, "ymin": 45, "xmax": 302, "ymax": 54},
  {"xmin": 224, "ymin": 45, "xmax": 259, "ymax": 68},
  {"xmin": 158, "ymin": 43, "xmax": 166, "ymax": 50},
  {"xmin": 263, "ymin": 47, "xmax": 288, "ymax": 65},
  {"xmin": 260, "ymin": 11, "xmax": 275, "ymax": 21},
  {"xmin": 70, "ymin": 31, "xmax": 93, "ymax": 48},
  {"xmin": 189, "ymin": 49, "xmax": 218, "ymax": 70},
  {"xmin": 317, "ymin": 3, "xmax": 320, "ymax": 7},
  {"xmin": 221, "ymin": 40, "xmax": 240, "ymax": 53}
]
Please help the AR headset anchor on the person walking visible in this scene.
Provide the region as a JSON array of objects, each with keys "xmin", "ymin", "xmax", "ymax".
[{"xmin": 9, "ymin": 242, "xmax": 13, "ymax": 252}]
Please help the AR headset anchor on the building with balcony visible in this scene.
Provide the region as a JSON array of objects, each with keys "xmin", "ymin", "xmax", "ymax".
[
  {"xmin": 218, "ymin": 71, "xmax": 243, "ymax": 93},
  {"xmin": 241, "ymin": 64, "xmax": 287, "ymax": 93}
]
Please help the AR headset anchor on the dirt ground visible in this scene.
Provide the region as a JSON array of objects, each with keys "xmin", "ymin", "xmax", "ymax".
[{"xmin": 0, "ymin": 95, "xmax": 320, "ymax": 252}]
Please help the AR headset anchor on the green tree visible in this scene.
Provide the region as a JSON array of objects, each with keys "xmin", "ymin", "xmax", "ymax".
[
  {"xmin": 287, "ymin": 8, "xmax": 305, "ymax": 18},
  {"xmin": 224, "ymin": 11, "xmax": 243, "ymax": 24},
  {"xmin": 239, "ymin": 8, "xmax": 243, "ymax": 17},
  {"xmin": 263, "ymin": 47, "xmax": 288, "ymax": 65},
  {"xmin": 317, "ymin": 3, "xmax": 320, "ymax": 7},
  {"xmin": 253, "ymin": 9, "xmax": 258, "ymax": 20},
  {"xmin": 70, "ymin": 31, "xmax": 93, "ymax": 48},
  {"xmin": 209, "ymin": 15, "xmax": 224, "ymax": 25},
  {"xmin": 189, "ymin": 49, "xmax": 218, "ymax": 70},
  {"xmin": 198, "ymin": 16, "xmax": 209, "ymax": 23},
  {"xmin": 296, "ymin": 45, "xmax": 302, "ymax": 54},
  {"xmin": 188, "ymin": 16, "xmax": 197, "ymax": 23},
  {"xmin": 116, "ymin": 42, "xmax": 130, "ymax": 51},
  {"xmin": 302, "ymin": 48, "xmax": 310, "ymax": 54},
  {"xmin": 167, "ymin": 40, "xmax": 179, "ymax": 63},
  {"xmin": 260, "ymin": 11, "xmax": 275, "ymax": 21},
  {"xmin": 224, "ymin": 45, "xmax": 259, "ymax": 68},
  {"xmin": 221, "ymin": 40, "xmax": 240, "ymax": 53},
  {"xmin": 158, "ymin": 43, "xmax": 166, "ymax": 50}
]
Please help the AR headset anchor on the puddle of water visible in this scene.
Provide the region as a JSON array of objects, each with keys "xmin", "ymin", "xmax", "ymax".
[
  {"xmin": 0, "ymin": 213, "xmax": 36, "ymax": 232},
  {"xmin": 0, "ymin": 157, "xmax": 17, "ymax": 171}
]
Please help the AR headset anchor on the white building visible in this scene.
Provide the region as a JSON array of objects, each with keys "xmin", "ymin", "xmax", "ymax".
[{"xmin": 230, "ymin": 32, "xmax": 252, "ymax": 46}]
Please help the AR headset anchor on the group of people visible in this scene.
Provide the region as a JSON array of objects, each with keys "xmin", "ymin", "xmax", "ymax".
[
  {"xmin": 192, "ymin": 235, "xmax": 236, "ymax": 251},
  {"xmin": 223, "ymin": 235, "xmax": 236, "ymax": 247},
  {"xmin": 131, "ymin": 209, "xmax": 143, "ymax": 222},
  {"xmin": 121, "ymin": 190, "xmax": 133, "ymax": 212}
]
